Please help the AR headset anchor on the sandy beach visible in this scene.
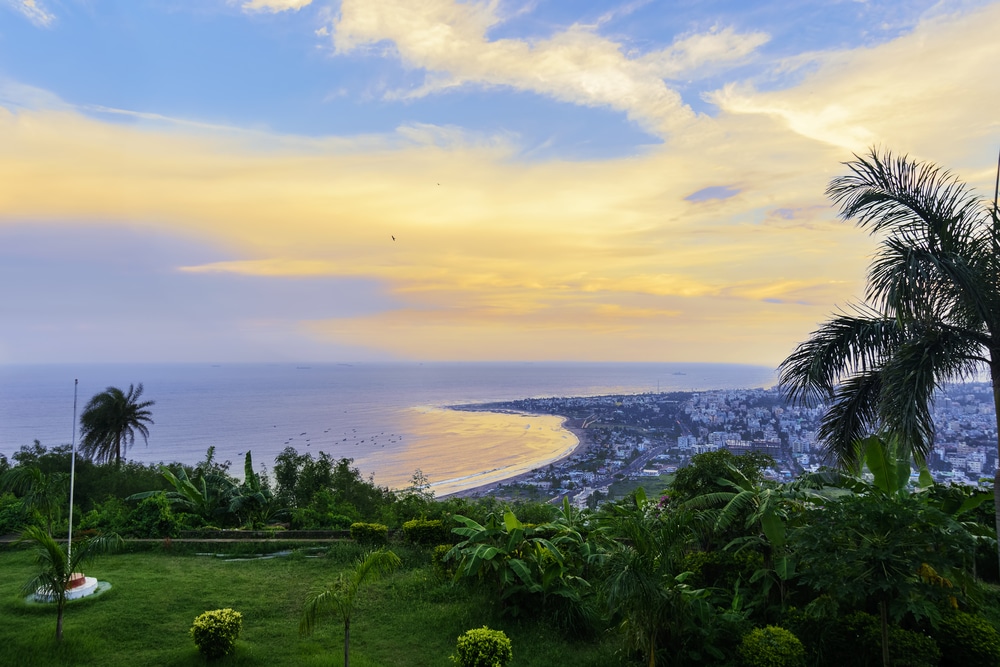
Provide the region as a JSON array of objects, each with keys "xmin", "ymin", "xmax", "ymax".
[{"xmin": 440, "ymin": 415, "xmax": 592, "ymax": 499}]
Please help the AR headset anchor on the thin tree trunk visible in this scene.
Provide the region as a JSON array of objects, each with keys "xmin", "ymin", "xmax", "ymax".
[
  {"xmin": 56, "ymin": 601, "xmax": 64, "ymax": 641},
  {"xmin": 991, "ymin": 359, "xmax": 1000, "ymax": 578},
  {"xmin": 879, "ymin": 598, "xmax": 890, "ymax": 667},
  {"xmin": 344, "ymin": 617, "xmax": 350, "ymax": 667},
  {"xmin": 648, "ymin": 632, "xmax": 655, "ymax": 667}
]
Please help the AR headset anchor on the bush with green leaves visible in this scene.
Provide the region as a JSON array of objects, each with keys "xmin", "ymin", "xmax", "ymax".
[
  {"xmin": 126, "ymin": 492, "xmax": 180, "ymax": 538},
  {"xmin": 821, "ymin": 612, "xmax": 939, "ymax": 667},
  {"xmin": 78, "ymin": 496, "xmax": 129, "ymax": 534},
  {"xmin": 739, "ymin": 626, "xmax": 804, "ymax": 667},
  {"xmin": 402, "ymin": 518, "xmax": 448, "ymax": 545},
  {"xmin": 0, "ymin": 492, "xmax": 29, "ymax": 535},
  {"xmin": 432, "ymin": 543, "xmax": 455, "ymax": 577},
  {"xmin": 451, "ymin": 626, "xmax": 512, "ymax": 667},
  {"xmin": 935, "ymin": 611, "xmax": 1000, "ymax": 667},
  {"xmin": 350, "ymin": 522, "xmax": 388, "ymax": 546},
  {"xmin": 190, "ymin": 608, "xmax": 243, "ymax": 660}
]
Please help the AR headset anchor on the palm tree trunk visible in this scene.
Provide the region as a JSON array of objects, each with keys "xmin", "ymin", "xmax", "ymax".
[
  {"xmin": 344, "ymin": 617, "xmax": 350, "ymax": 667},
  {"xmin": 647, "ymin": 632, "xmax": 655, "ymax": 667},
  {"xmin": 56, "ymin": 601, "xmax": 65, "ymax": 641}
]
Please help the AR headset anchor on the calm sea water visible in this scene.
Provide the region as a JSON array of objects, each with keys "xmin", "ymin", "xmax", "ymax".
[{"xmin": 0, "ymin": 362, "xmax": 776, "ymax": 495}]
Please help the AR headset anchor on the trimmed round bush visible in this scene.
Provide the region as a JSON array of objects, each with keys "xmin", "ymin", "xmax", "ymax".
[
  {"xmin": 739, "ymin": 626, "xmax": 805, "ymax": 667},
  {"xmin": 937, "ymin": 611, "xmax": 1000, "ymax": 667},
  {"xmin": 190, "ymin": 608, "xmax": 243, "ymax": 660},
  {"xmin": 402, "ymin": 518, "xmax": 449, "ymax": 545},
  {"xmin": 451, "ymin": 626, "xmax": 512, "ymax": 667},
  {"xmin": 350, "ymin": 522, "xmax": 388, "ymax": 546}
]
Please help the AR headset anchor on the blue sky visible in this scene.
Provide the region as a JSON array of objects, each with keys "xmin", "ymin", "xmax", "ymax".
[{"xmin": 1, "ymin": 0, "xmax": 998, "ymax": 363}]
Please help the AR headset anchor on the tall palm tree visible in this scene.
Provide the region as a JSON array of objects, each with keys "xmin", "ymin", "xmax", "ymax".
[
  {"xmin": 779, "ymin": 148, "xmax": 1000, "ymax": 570},
  {"xmin": 300, "ymin": 548, "xmax": 401, "ymax": 667},
  {"xmin": 18, "ymin": 525, "xmax": 122, "ymax": 640},
  {"xmin": 79, "ymin": 384, "xmax": 154, "ymax": 466}
]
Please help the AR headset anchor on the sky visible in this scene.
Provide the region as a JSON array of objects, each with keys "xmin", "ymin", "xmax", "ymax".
[{"xmin": 1, "ymin": 0, "xmax": 998, "ymax": 366}]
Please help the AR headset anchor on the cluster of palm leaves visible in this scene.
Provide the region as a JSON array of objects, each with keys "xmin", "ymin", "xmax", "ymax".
[
  {"xmin": 777, "ymin": 149, "xmax": 1000, "ymax": 569},
  {"xmin": 79, "ymin": 383, "xmax": 154, "ymax": 466}
]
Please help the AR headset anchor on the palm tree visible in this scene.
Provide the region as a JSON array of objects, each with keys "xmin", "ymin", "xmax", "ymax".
[
  {"xmin": 79, "ymin": 384, "xmax": 154, "ymax": 465},
  {"xmin": 300, "ymin": 548, "xmax": 401, "ymax": 667},
  {"xmin": 18, "ymin": 525, "xmax": 122, "ymax": 640},
  {"xmin": 600, "ymin": 490, "xmax": 706, "ymax": 667},
  {"xmin": 778, "ymin": 148, "xmax": 1000, "ymax": 570}
]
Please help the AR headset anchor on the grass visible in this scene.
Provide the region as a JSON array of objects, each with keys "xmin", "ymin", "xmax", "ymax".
[{"xmin": 0, "ymin": 542, "xmax": 621, "ymax": 666}]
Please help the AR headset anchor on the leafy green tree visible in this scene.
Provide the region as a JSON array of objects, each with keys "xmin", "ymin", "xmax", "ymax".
[
  {"xmin": 669, "ymin": 450, "xmax": 774, "ymax": 504},
  {"xmin": 0, "ymin": 466, "xmax": 69, "ymax": 535},
  {"xmin": 79, "ymin": 384, "xmax": 154, "ymax": 465},
  {"xmin": 300, "ymin": 548, "xmax": 401, "ymax": 667},
  {"xmin": 778, "ymin": 149, "xmax": 1000, "ymax": 569},
  {"xmin": 18, "ymin": 525, "xmax": 122, "ymax": 640},
  {"xmin": 791, "ymin": 493, "xmax": 974, "ymax": 667}
]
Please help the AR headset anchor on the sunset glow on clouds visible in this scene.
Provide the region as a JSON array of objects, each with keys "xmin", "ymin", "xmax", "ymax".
[{"xmin": 0, "ymin": 0, "xmax": 998, "ymax": 364}]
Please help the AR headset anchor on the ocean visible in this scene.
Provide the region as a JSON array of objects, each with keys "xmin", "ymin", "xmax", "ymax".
[{"xmin": 0, "ymin": 362, "xmax": 776, "ymax": 495}]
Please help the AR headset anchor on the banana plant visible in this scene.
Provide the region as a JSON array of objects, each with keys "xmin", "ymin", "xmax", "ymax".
[{"xmin": 446, "ymin": 503, "xmax": 596, "ymax": 616}]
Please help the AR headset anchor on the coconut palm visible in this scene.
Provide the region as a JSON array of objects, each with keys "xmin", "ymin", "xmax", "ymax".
[
  {"xmin": 18, "ymin": 525, "xmax": 122, "ymax": 640},
  {"xmin": 300, "ymin": 548, "xmax": 401, "ymax": 667},
  {"xmin": 79, "ymin": 384, "xmax": 154, "ymax": 466},
  {"xmin": 778, "ymin": 149, "xmax": 1000, "ymax": 569}
]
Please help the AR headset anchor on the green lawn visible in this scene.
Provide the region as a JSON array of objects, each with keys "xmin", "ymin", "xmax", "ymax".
[{"xmin": 0, "ymin": 543, "xmax": 621, "ymax": 666}]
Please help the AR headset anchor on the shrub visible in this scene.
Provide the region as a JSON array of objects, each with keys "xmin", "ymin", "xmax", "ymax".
[
  {"xmin": 683, "ymin": 548, "xmax": 763, "ymax": 591},
  {"xmin": 403, "ymin": 519, "xmax": 448, "ymax": 546},
  {"xmin": 432, "ymin": 544, "xmax": 455, "ymax": 577},
  {"xmin": 936, "ymin": 611, "xmax": 1000, "ymax": 667},
  {"xmin": 190, "ymin": 608, "xmax": 243, "ymax": 660},
  {"xmin": 78, "ymin": 496, "xmax": 129, "ymax": 534},
  {"xmin": 451, "ymin": 626, "xmax": 512, "ymax": 667},
  {"xmin": 0, "ymin": 492, "xmax": 29, "ymax": 535},
  {"xmin": 350, "ymin": 522, "xmax": 388, "ymax": 546},
  {"xmin": 822, "ymin": 612, "xmax": 939, "ymax": 667},
  {"xmin": 739, "ymin": 626, "xmax": 805, "ymax": 667},
  {"xmin": 126, "ymin": 493, "xmax": 180, "ymax": 538}
]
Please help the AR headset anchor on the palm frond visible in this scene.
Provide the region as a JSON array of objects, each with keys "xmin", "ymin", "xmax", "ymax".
[
  {"xmin": 779, "ymin": 308, "xmax": 902, "ymax": 405},
  {"xmin": 816, "ymin": 370, "xmax": 882, "ymax": 469},
  {"xmin": 827, "ymin": 150, "xmax": 989, "ymax": 243}
]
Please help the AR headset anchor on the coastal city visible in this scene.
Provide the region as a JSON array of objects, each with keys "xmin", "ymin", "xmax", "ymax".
[{"xmin": 454, "ymin": 382, "xmax": 999, "ymax": 507}]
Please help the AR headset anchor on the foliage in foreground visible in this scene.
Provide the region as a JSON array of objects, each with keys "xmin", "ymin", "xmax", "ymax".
[
  {"xmin": 451, "ymin": 626, "xmax": 513, "ymax": 667},
  {"xmin": 738, "ymin": 626, "xmax": 805, "ymax": 667},
  {"xmin": 190, "ymin": 608, "xmax": 243, "ymax": 660}
]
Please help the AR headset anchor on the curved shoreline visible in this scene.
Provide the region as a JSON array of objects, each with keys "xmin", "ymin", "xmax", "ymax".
[{"xmin": 436, "ymin": 413, "xmax": 591, "ymax": 498}]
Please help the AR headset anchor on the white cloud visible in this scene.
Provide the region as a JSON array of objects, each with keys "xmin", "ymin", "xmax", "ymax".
[
  {"xmin": 329, "ymin": 0, "xmax": 769, "ymax": 137},
  {"xmin": 707, "ymin": 2, "xmax": 1000, "ymax": 157},
  {"xmin": 241, "ymin": 0, "xmax": 312, "ymax": 13},
  {"xmin": 6, "ymin": 0, "xmax": 55, "ymax": 27},
  {"xmin": 640, "ymin": 26, "xmax": 770, "ymax": 79}
]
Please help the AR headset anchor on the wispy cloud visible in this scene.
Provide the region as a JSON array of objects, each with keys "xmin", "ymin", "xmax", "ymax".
[
  {"xmin": 328, "ymin": 0, "xmax": 768, "ymax": 137},
  {"xmin": 2, "ymin": 2, "xmax": 999, "ymax": 363},
  {"xmin": 5, "ymin": 0, "xmax": 55, "ymax": 27},
  {"xmin": 240, "ymin": 0, "xmax": 313, "ymax": 13}
]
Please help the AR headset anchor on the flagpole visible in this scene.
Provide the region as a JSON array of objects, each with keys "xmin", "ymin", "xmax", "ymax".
[{"xmin": 67, "ymin": 379, "xmax": 78, "ymax": 561}]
